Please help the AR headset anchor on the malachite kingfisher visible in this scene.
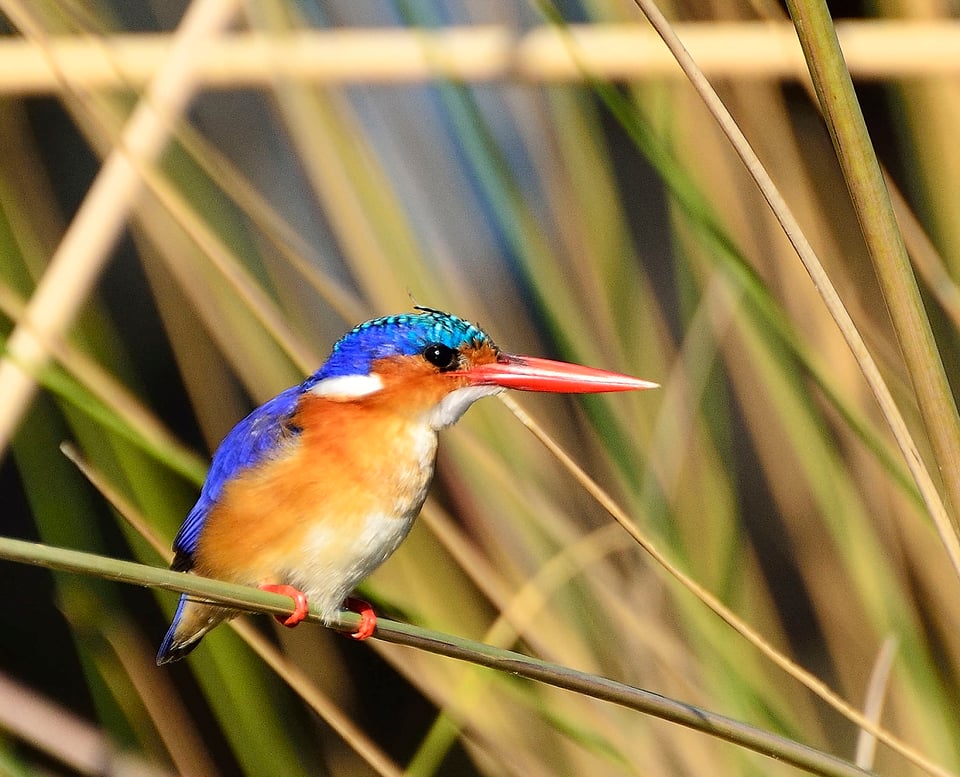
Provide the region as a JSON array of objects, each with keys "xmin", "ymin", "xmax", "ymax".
[{"xmin": 157, "ymin": 307, "xmax": 657, "ymax": 664}]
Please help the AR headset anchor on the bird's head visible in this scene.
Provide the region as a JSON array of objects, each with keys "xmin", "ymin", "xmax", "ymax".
[{"xmin": 301, "ymin": 307, "xmax": 657, "ymax": 429}]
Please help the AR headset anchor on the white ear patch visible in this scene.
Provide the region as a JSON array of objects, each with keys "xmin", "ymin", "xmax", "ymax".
[
  {"xmin": 427, "ymin": 384, "xmax": 503, "ymax": 430},
  {"xmin": 309, "ymin": 374, "xmax": 384, "ymax": 400}
]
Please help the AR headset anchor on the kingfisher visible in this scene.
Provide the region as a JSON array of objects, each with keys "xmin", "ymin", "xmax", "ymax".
[{"xmin": 157, "ymin": 307, "xmax": 657, "ymax": 664}]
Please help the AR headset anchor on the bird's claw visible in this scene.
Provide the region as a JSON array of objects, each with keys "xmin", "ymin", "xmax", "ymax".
[
  {"xmin": 344, "ymin": 597, "xmax": 376, "ymax": 640},
  {"xmin": 256, "ymin": 585, "xmax": 374, "ymax": 638},
  {"xmin": 259, "ymin": 583, "xmax": 310, "ymax": 627}
]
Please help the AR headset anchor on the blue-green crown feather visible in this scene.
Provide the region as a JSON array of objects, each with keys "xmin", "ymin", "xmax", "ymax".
[{"xmin": 307, "ymin": 307, "xmax": 494, "ymax": 383}]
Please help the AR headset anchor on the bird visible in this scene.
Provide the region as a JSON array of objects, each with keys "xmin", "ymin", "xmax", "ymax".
[{"xmin": 157, "ymin": 307, "xmax": 657, "ymax": 664}]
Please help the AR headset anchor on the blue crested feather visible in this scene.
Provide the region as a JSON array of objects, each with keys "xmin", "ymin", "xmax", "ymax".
[
  {"xmin": 172, "ymin": 309, "xmax": 493, "ymax": 565},
  {"xmin": 305, "ymin": 308, "xmax": 492, "ymax": 385}
]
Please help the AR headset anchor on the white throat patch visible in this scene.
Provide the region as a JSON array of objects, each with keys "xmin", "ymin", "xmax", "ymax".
[
  {"xmin": 427, "ymin": 384, "xmax": 503, "ymax": 430},
  {"xmin": 308, "ymin": 374, "xmax": 384, "ymax": 400}
]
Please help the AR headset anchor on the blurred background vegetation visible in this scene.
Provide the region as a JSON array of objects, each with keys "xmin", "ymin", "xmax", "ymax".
[{"xmin": 2, "ymin": 0, "xmax": 960, "ymax": 775}]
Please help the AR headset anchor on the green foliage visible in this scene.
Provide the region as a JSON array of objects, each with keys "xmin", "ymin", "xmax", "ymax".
[{"xmin": 1, "ymin": 2, "xmax": 959, "ymax": 776}]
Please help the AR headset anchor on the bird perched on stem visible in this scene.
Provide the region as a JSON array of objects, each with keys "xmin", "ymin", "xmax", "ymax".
[{"xmin": 157, "ymin": 307, "xmax": 657, "ymax": 664}]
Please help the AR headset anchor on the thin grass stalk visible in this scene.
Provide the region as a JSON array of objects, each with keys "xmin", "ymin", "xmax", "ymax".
[
  {"xmin": 407, "ymin": 519, "xmax": 679, "ymax": 776},
  {"xmin": 2, "ymin": 24, "xmax": 960, "ymax": 93},
  {"xmin": 546, "ymin": 51, "xmax": 927, "ymax": 520},
  {"xmin": 498, "ymin": 394, "xmax": 952, "ymax": 777},
  {"xmin": 679, "ymin": 0, "xmax": 960, "ymax": 360},
  {"xmin": 24, "ymin": 56, "xmax": 319, "ymax": 391},
  {"xmin": 156, "ymin": 122, "xmax": 367, "ymax": 324},
  {"xmin": 42, "ymin": 105, "xmax": 313, "ymax": 406},
  {"xmin": 0, "ymin": 281, "xmax": 207, "ymax": 483},
  {"xmin": 0, "ymin": 536, "xmax": 880, "ymax": 777},
  {"xmin": 0, "ymin": 0, "xmax": 240, "ymax": 452},
  {"xmin": 225, "ymin": 621, "xmax": 405, "ymax": 777},
  {"xmin": 533, "ymin": 4, "xmax": 926, "ymax": 515},
  {"xmin": 529, "ymin": 3, "xmax": 950, "ymax": 767},
  {"xmin": 783, "ymin": 0, "xmax": 960, "ymax": 533},
  {"xmin": 0, "ymin": 671, "xmax": 177, "ymax": 777},
  {"xmin": 95, "ymin": 621, "xmax": 221, "ymax": 777},
  {"xmin": 626, "ymin": 0, "xmax": 960, "ymax": 580},
  {"xmin": 855, "ymin": 636, "xmax": 899, "ymax": 769}
]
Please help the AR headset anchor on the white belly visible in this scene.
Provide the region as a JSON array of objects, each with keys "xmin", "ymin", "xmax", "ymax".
[
  {"xmin": 290, "ymin": 510, "xmax": 420, "ymax": 621},
  {"xmin": 284, "ymin": 422, "xmax": 437, "ymax": 620}
]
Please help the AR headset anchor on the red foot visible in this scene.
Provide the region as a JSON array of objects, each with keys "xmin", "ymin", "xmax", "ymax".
[
  {"xmin": 259, "ymin": 583, "xmax": 309, "ymax": 627},
  {"xmin": 344, "ymin": 597, "xmax": 376, "ymax": 640}
]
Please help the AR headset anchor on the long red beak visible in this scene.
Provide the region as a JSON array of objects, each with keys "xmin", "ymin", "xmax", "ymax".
[{"xmin": 457, "ymin": 354, "xmax": 659, "ymax": 393}]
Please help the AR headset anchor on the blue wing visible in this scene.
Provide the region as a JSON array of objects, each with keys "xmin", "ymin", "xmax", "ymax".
[{"xmin": 172, "ymin": 384, "xmax": 304, "ymax": 567}]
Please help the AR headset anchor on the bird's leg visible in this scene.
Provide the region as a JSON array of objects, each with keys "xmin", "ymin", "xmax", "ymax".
[
  {"xmin": 258, "ymin": 583, "xmax": 310, "ymax": 627},
  {"xmin": 343, "ymin": 597, "xmax": 376, "ymax": 640}
]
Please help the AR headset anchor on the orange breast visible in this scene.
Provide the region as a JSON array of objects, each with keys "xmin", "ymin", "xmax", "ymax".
[{"xmin": 191, "ymin": 393, "xmax": 439, "ymax": 593}]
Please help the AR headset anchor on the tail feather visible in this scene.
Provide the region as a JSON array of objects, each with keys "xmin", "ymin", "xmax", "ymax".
[{"xmin": 156, "ymin": 594, "xmax": 236, "ymax": 665}]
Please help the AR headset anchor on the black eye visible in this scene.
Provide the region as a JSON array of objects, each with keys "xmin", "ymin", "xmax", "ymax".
[{"xmin": 422, "ymin": 343, "xmax": 458, "ymax": 371}]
